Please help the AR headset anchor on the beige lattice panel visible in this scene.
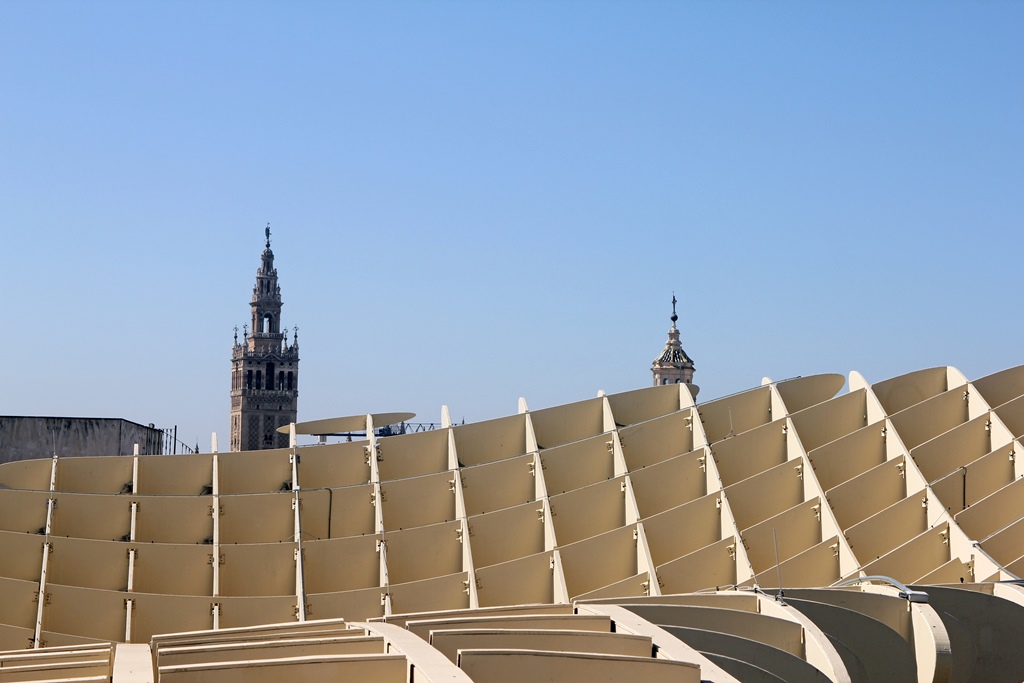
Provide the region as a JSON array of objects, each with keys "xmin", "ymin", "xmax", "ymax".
[{"xmin": 3, "ymin": 365, "xmax": 1024, "ymax": 680}]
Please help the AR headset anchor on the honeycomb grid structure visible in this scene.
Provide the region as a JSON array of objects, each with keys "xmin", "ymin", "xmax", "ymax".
[{"xmin": 2, "ymin": 364, "xmax": 1024, "ymax": 681}]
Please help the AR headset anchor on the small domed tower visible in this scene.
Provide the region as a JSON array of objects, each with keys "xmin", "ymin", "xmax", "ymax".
[{"xmin": 651, "ymin": 295, "xmax": 695, "ymax": 387}]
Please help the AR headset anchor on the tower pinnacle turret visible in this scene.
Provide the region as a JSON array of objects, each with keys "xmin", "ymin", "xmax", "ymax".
[{"xmin": 651, "ymin": 293, "xmax": 695, "ymax": 388}]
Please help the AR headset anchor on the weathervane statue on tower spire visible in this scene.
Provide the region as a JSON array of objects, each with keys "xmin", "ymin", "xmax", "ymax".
[{"xmin": 265, "ymin": 223, "xmax": 271, "ymax": 249}]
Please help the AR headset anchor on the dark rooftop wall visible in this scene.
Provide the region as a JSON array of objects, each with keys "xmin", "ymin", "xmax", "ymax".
[{"xmin": 0, "ymin": 417, "xmax": 163, "ymax": 463}]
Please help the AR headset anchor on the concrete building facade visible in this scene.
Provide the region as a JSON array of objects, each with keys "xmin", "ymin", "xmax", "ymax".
[
  {"xmin": 229, "ymin": 226, "xmax": 299, "ymax": 451},
  {"xmin": 0, "ymin": 416, "xmax": 163, "ymax": 464}
]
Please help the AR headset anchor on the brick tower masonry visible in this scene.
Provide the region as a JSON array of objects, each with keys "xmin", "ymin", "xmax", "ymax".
[{"xmin": 230, "ymin": 226, "xmax": 299, "ymax": 451}]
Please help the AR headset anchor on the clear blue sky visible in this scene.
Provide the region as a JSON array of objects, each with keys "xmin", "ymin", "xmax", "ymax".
[{"xmin": 2, "ymin": 1, "xmax": 1022, "ymax": 449}]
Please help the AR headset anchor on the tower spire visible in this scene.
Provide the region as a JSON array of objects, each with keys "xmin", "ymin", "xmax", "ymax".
[
  {"xmin": 651, "ymin": 294, "xmax": 696, "ymax": 390},
  {"xmin": 230, "ymin": 227, "xmax": 300, "ymax": 451}
]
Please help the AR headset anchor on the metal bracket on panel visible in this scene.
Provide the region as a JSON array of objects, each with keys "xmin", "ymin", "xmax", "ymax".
[
  {"xmin": 782, "ymin": 423, "xmax": 788, "ymax": 435},
  {"xmin": 549, "ymin": 556, "xmax": 556, "ymax": 570},
  {"xmin": 606, "ymin": 441, "xmax": 615, "ymax": 454},
  {"xmin": 537, "ymin": 508, "xmax": 545, "ymax": 523},
  {"xmin": 379, "ymin": 490, "xmax": 387, "ymax": 503},
  {"xmin": 896, "ymin": 462, "xmax": 906, "ymax": 479},
  {"xmin": 448, "ymin": 479, "xmax": 457, "ymax": 492},
  {"xmin": 794, "ymin": 464, "xmax": 803, "ymax": 481},
  {"xmin": 124, "ymin": 598, "xmax": 136, "ymax": 612},
  {"xmin": 380, "ymin": 592, "xmax": 389, "ymax": 606},
  {"xmin": 697, "ymin": 456, "xmax": 706, "ymax": 473},
  {"xmin": 455, "ymin": 528, "xmax": 463, "ymax": 544},
  {"xmin": 33, "ymin": 592, "xmax": 51, "ymax": 605},
  {"xmin": 632, "ymin": 528, "xmax": 639, "ymax": 541},
  {"xmin": 641, "ymin": 581, "xmax": 650, "ymax": 596},
  {"xmin": 45, "ymin": 543, "xmax": 53, "ymax": 554},
  {"xmin": 939, "ymin": 529, "xmax": 949, "ymax": 545},
  {"xmin": 715, "ymin": 497, "xmax": 722, "ymax": 510},
  {"xmin": 620, "ymin": 481, "xmax": 627, "ymax": 493},
  {"xmin": 1010, "ymin": 450, "xmax": 1016, "ymax": 462},
  {"xmin": 363, "ymin": 447, "xmax": 371, "ymax": 465},
  {"xmin": 811, "ymin": 505, "xmax": 821, "ymax": 522},
  {"xmin": 375, "ymin": 444, "xmax": 383, "ymax": 462},
  {"xmin": 127, "ymin": 547, "xmax": 138, "ymax": 559},
  {"xmin": 460, "ymin": 473, "xmax": 468, "ymax": 489},
  {"xmin": 921, "ymin": 497, "xmax": 928, "ymax": 510},
  {"xmin": 369, "ymin": 491, "xmax": 377, "ymax": 506},
  {"xmin": 881, "ymin": 426, "xmax": 887, "ymax": 438},
  {"xmin": 207, "ymin": 554, "xmax": 224, "ymax": 566},
  {"xmin": 830, "ymin": 543, "xmax": 839, "ymax": 557},
  {"xmin": 528, "ymin": 462, "xmax": 536, "ymax": 477},
  {"xmin": 985, "ymin": 420, "xmax": 992, "ymax": 431},
  {"xmin": 726, "ymin": 544, "xmax": 736, "ymax": 560},
  {"xmin": 210, "ymin": 602, "xmax": 221, "ymax": 615},
  {"xmin": 293, "ymin": 548, "xmax": 301, "ymax": 561},
  {"xmin": 376, "ymin": 539, "xmax": 387, "ymax": 553},
  {"xmin": 462, "ymin": 578, "xmax": 481, "ymax": 594}
]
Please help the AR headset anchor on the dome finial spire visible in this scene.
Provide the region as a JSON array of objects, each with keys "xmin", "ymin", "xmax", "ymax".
[{"xmin": 651, "ymin": 291, "xmax": 695, "ymax": 388}]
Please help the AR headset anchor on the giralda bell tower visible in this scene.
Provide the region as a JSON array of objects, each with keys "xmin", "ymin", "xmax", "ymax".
[{"xmin": 230, "ymin": 225, "xmax": 299, "ymax": 451}]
